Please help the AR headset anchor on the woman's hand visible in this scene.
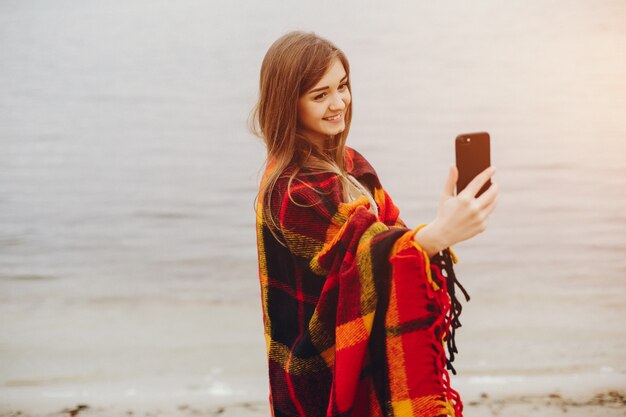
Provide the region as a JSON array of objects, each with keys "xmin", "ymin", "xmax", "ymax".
[{"xmin": 414, "ymin": 165, "xmax": 498, "ymax": 255}]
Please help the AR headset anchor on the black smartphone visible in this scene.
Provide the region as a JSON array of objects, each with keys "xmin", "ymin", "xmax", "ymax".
[{"xmin": 455, "ymin": 132, "xmax": 491, "ymax": 197}]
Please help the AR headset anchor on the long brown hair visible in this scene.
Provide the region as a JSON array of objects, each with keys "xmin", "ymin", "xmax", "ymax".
[{"xmin": 248, "ymin": 31, "xmax": 354, "ymax": 245}]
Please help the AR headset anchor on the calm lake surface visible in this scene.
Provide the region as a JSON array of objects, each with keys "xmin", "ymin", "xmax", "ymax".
[{"xmin": 1, "ymin": 0, "xmax": 625, "ymax": 383}]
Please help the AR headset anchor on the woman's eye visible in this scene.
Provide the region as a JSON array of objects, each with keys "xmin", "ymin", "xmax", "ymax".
[{"xmin": 314, "ymin": 84, "xmax": 348, "ymax": 100}]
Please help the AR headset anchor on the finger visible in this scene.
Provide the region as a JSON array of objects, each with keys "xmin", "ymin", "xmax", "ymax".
[
  {"xmin": 477, "ymin": 181, "xmax": 498, "ymax": 209},
  {"xmin": 460, "ymin": 166, "xmax": 495, "ymax": 199},
  {"xmin": 483, "ymin": 192, "xmax": 497, "ymax": 216},
  {"xmin": 443, "ymin": 164, "xmax": 458, "ymax": 197},
  {"xmin": 482, "ymin": 195, "xmax": 498, "ymax": 219}
]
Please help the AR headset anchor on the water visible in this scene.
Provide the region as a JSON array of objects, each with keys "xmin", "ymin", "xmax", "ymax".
[{"xmin": 1, "ymin": 0, "xmax": 625, "ymax": 391}]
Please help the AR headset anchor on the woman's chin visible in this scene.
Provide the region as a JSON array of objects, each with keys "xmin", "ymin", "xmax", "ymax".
[{"xmin": 325, "ymin": 124, "xmax": 345, "ymax": 135}]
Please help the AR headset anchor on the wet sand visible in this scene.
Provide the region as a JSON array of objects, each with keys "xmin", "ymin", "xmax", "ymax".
[{"xmin": 1, "ymin": 299, "xmax": 624, "ymax": 416}]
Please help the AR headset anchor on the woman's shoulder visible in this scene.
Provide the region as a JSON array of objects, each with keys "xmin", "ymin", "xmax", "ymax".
[
  {"xmin": 344, "ymin": 146, "xmax": 381, "ymax": 188},
  {"xmin": 264, "ymin": 146, "xmax": 382, "ymax": 205},
  {"xmin": 269, "ymin": 166, "xmax": 340, "ymax": 206}
]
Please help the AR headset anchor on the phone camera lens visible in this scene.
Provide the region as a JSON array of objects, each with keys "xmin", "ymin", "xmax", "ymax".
[{"xmin": 465, "ymin": 137, "xmax": 470, "ymax": 143}]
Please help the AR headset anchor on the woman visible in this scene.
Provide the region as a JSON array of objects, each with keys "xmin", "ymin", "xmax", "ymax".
[{"xmin": 249, "ymin": 31, "xmax": 498, "ymax": 417}]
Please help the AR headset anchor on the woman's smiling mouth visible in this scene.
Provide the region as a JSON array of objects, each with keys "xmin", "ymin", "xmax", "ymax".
[{"xmin": 323, "ymin": 113, "xmax": 343, "ymax": 122}]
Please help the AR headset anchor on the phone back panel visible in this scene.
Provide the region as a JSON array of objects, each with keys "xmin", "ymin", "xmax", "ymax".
[{"xmin": 455, "ymin": 132, "xmax": 491, "ymax": 197}]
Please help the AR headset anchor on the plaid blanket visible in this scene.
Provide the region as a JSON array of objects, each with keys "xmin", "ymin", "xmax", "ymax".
[{"xmin": 256, "ymin": 147, "xmax": 467, "ymax": 417}]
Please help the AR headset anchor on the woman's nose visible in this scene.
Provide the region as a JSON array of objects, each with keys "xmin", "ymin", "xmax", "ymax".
[{"xmin": 329, "ymin": 93, "xmax": 346, "ymax": 110}]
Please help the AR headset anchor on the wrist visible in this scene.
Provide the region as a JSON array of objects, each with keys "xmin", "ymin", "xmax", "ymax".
[{"xmin": 413, "ymin": 223, "xmax": 447, "ymax": 258}]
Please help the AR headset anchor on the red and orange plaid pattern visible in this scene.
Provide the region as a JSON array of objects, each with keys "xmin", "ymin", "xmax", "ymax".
[{"xmin": 256, "ymin": 147, "xmax": 464, "ymax": 417}]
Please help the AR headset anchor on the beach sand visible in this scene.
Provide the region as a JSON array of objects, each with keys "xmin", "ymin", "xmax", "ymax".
[
  {"xmin": 1, "ymin": 390, "xmax": 625, "ymax": 417},
  {"xmin": 1, "ymin": 392, "xmax": 626, "ymax": 417},
  {"xmin": 1, "ymin": 298, "xmax": 624, "ymax": 416}
]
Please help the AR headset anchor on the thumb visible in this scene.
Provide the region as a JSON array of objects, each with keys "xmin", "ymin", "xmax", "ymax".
[{"xmin": 443, "ymin": 164, "xmax": 457, "ymax": 197}]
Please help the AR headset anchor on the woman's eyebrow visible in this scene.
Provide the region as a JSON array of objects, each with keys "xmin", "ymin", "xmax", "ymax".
[{"xmin": 308, "ymin": 74, "xmax": 349, "ymax": 94}]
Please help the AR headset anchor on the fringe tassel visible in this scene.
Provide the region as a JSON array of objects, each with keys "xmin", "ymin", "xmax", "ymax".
[
  {"xmin": 431, "ymin": 248, "xmax": 470, "ymax": 375},
  {"xmin": 428, "ymin": 249, "xmax": 466, "ymax": 417}
]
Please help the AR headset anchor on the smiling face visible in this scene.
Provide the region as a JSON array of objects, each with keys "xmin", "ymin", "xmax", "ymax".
[{"xmin": 297, "ymin": 57, "xmax": 351, "ymax": 148}]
